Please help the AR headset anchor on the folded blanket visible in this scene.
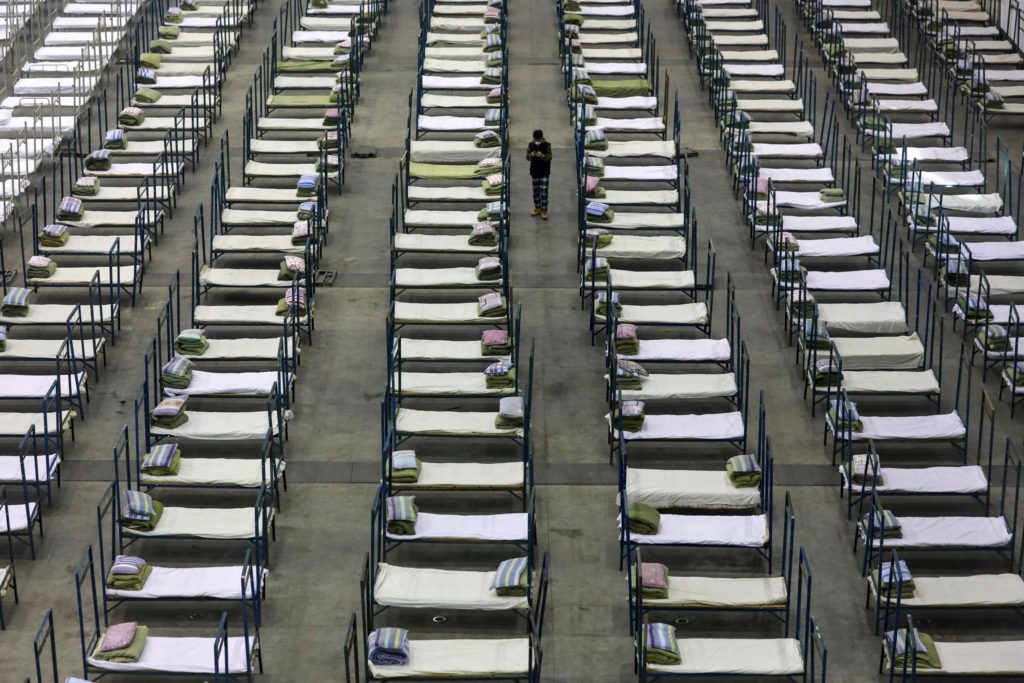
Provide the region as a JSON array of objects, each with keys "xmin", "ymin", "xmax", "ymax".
[
  {"xmin": 85, "ymin": 149, "xmax": 111, "ymax": 171},
  {"xmin": 1005, "ymin": 361, "xmax": 1024, "ymax": 387},
  {"xmin": 828, "ymin": 399, "xmax": 862, "ymax": 433},
  {"xmin": 484, "ymin": 34, "xmax": 502, "ymax": 52},
  {"xmin": 586, "ymin": 201, "xmax": 614, "ymax": 223},
  {"xmin": 179, "ymin": 0, "xmax": 198, "ymax": 10},
  {"xmin": 475, "ymin": 130, "xmax": 501, "ymax": 148},
  {"xmin": 477, "ymin": 200, "xmax": 504, "ymax": 221},
  {"xmin": 1, "ymin": 287, "xmax": 30, "ymax": 317},
  {"xmin": 296, "ymin": 173, "xmax": 319, "ymax": 198},
  {"xmin": 389, "ymin": 450, "xmax": 420, "ymax": 483},
  {"xmin": 615, "ymin": 323, "xmax": 638, "ymax": 355},
  {"xmin": 476, "ymin": 255, "xmax": 502, "ymax": 281},
  {"xmin": 563, "ymin": 12, "xmax": 584, "ymax": 25},
  {"xmin": 484, "ymin": 360, "xmax": 515, "ymax": 389},
  {"xmin": 158, "ymin": 24, "xmax": 180, "ymax": 39},
  {"xmin": 629, "ymin": 501, "xmax": 660, "ymax": 535},
  {"xmin": 298, "ymin": 201, "xmax": 319, "ymax": 220},
  {"xmin": 323, "ymin": 107, "xmax": 341, "ymax": 126},
  {"xmin": 490, "ymin": 556, "xmax": 529, "ymax": 596},
  {"xmin": 368, "ymin": 628, "xmax": 410, "ymax": 666},
  {"xmin": 584, "ymin": 155, "xmax": 604, "ymax": 177},
  {"xmin": 105, "ymin": 128, "xmax": 126, "ymax": 149},
  {"xmin": 121, "ymin": 493, "xmax": 164, "ymax": 532},
  {"xmin": 495, "ymin": 396, "xmax": 524, "ymax": 428},
  {"xmin": 871, "ymin": 562, "xmax": 915, "ymax": 598},
  {"xmin": 27, "ymin": 256, "xmax": 57, "ymax": 279},
  {"xmin": 73, "ymin": 176, "xmax": 100, "ymax": 197},
  {"xmin": 585, "ymin": 128, "xmax": 607, "ymax": 151},
  {"xmin": 485, "ymin": 108, "xmax": 502, "ymax": 126},
  {"xmin": 482, "ymin": 328, "xmax": 511, "ymax": 355},
  {"xmin": 164, "ymin": 7, "xmax": 183, "ymax": 22},
  {"xmin": 863, "ymin": 509, "xmax": 902, "ymax": 538},
  {"xmin": 151, "ymin": 397, "xmax": 187, "ymax": 429},
  {"xmin": 957, "ymin": 293, "xmax": 992, "ymax": 320},
  {"xmin": 118, "ymin": 106, "xmax": 145, "ymax": 127},
  {"xmin": 633, "ymin": 561, "xmax": 668, "ymax": 599},
  {"xmin": 140, "ymin": 53, "xmax": 161, "ymax": 69},
  {"xmin": 726, "ymin": 454, "xmax": 762, "ymax": 488},
  {"xmin": 161, "ymin": 355, "xmax": 193, "ymax": 389},
  {"xmin": 614, "ymin": 399, "xmax": 646, "ymax": 433},
  {"xmin": 819, "ymin": 187, "xmax": 846, "ymax": 202},
  {"xmin": 478, "ymin": 292, "xmax": 507, "ymax": 317},
  {"xmin": 58, "ymin": 196, "xmax": 83, "ymax": 221},
  {"xmin": 386, "ymin": 495, "xmax": 417, "ymax": 535},
  {"xmin": 149, "ymin": 39, "xmax": 173, "ymax": 54},
  {"xmin": 475, "ymin": 156, "xmax": 503, "ymax": 176},
  {"xmin": 279, "ymin": 255, "xmax": 306, "ymax": 280},
  {"xmin": 0, "ymin": 325, "xmax": 6, "ymax": 351},
  {"xmin": 644, "ymin": 623, "xmax": 681, "ymax": 665},
  {"xmin": 576, "ymin": 83, "xmax": 598, "ymax": 104},
  {"xmin": 584, "ymin": 228, "xmax": 613, "ymax": 249},
  {"xmin": 174, "ymin": 328, "xmax": 209, "ymax": 356},
  {"xmin": 941, "ymin": 259, "xmax": 969, "ymax": 287},
  {"xmin": 481, "ymin": 67, "xmax": 503, "ymax": 85},
  {"xmin": 596, "ymin": 291, "xmax": 621, "ymax": 318},
  {"xmin": 469, "ymin": 221, "xmax": 498, "ymax": 246},
  {"xmin": 142, "ymin": 442, "xmax": 181, "ymax": 476},
  {"xmin": 135, "ymin": 87, "xmax": 163, "ymax": 104},
  {"xmin": 106, "ymin": 562, "xmax": 153, "ymax": 590},
  {"xmin": 886, "ymin": 629, "xmax": 941, "ymax": 670},
  {"xmin": 584, "ymin": 255, "xmax": 608, "ymax": 280},
  {"xmin": 92, "ymin": 625, "xmax": 149, "ymax": 662}
]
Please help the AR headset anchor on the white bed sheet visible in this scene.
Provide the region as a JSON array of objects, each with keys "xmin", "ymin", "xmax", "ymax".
[
  {"xmin": 620, "ymin": 338, "xmax": 731, "ymax": 363},
  {"xmin": 88, "ymin": 636, "xmax": 253, "ymax": 674},
  {"xmin": 649, "ymin": 639, "xmax": 802, "ymax": 676},
  {"xmin": 625, "ymin": 513, "xmax": 768, "ymax": 546},
  {"xmin": 395, "ymin": 408, "xmax": 523, "ymax": 437},
  {"xmin": 127, "ymin": 506, "xmax": 259, "ymax": 540},
  {"xmin": 626, "ymin": 468, "xmax": 760, "ymax": 509},
  {"xmin": 617, "ymin": 373, "xmax": 737, "ymax": 400},
  {"xmin": 647, "ymin": 575, "xmax": 787, "ymax": 608},
  {"xmin": 150, "ymin": 410, "xmax": 279, "ymax": 440},
  {"xmin": 367, "ymin": 639, "xmax": 528, "ymax": 679},
  {"xmin": 105, "ymin": 565, "xmax": 251, "ymax": 600},
  {"xmin": 164, "ymin": 370, "xmax": 284, "ymax": 397},
  {"xmin": 141, "ymin": 458, "xmax": 274, "ymax": 488},
  {"xmin": 374, "ymin": 563, "xmax": 528, "ymax": 610},
  {"xmin": 387, "ymin": 511, "xmax": 527, "ymax": 542},
  {"xmin": 613, "ymin": 411, "xmax": 744, "ymax": 441},
  {"xmin": 863, "ymin": 515, "xmax": 1010, "ymax": 548}
]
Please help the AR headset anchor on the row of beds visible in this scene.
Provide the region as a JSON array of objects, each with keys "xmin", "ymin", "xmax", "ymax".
[
  {"xmin": 0, "ymin": 0, "xmax": 271, "ymax": 581},
  {"xmin": 684, "ymin": 0, "xmax": 1024, "ymax": 678},
  {"xmin": 554, "ymin": 0, "xmax": 838, "ymax": 679},
  {"xmin": 0, "ymin": 0, "xmax": 342, "ymax": 677},
  {"xmin": 343, "ymin": 0, "xmax": 551, "ymax": 680}
]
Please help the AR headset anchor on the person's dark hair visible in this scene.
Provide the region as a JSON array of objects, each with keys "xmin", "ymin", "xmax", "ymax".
[{"xmin": 533, "ymin": 129, "xmax": 544, "ymax": 140}]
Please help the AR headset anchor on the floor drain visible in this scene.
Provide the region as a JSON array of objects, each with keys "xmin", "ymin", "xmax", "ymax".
[
  {"xmin": 674, "ymin": 618, "xmax": 690, "ymax": 625},
  {"xmin": 432, "ymin": 615, "xmax": 447, "ymax": 624}
]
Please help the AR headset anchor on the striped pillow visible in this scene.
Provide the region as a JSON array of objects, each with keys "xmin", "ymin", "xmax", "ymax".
[
  {"xmin": 490, "ymin": 557, "xmax": 527, "ymax": 590},
  {"xmin": 121, "ymin": 490, "xmax": 155, "ymax": 521},
  {"xmin": 386, "ymin": 495, "xmax": 417, "ymax": 522}
]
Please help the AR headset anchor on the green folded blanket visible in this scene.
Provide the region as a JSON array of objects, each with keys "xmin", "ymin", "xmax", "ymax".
[
  {"xmin": 159, "ymin": 24, "xmax": 180, "ymax": 39},
  {"xmin": 27, "ymin": 262, "xmax": 57, "ymax": 279},
  {"xmin": 957, "ymin": 295, "xmax": 992, "ymax": 320},
  {"xmin": 828, "ymin": 406, "xmax": 862, "ymax": 433},
  {"xmin": 389, "ymin": 458, "xmax": 421, "ymax": 483},
  {"xmin": 91, "ymin": 626, "xmax": 150, "ymax": 662},
  {"xmin": 591, "ymin": 79, "xmax": 652, "ymax": 98},
  {"xmin": 175, "ymin": 339, "xmax": 209, "ymax": 356},
  {"xmin": 73, "ymin": 182, "xmax": 99, "ymax": 197},
  {"xmin": 819, "ymin": 188, "xmax": 846, "ymax": 202},
  {"xmin": 587, "ymin": 210, "xmax": 615, "ymax": 225},
  {"xmin": 119, "ymin": 112, "xmax": 145, "ymax": 127},
  {"xmin": 161, "ymin": 371, "xmax": 191, "ymax": 390},
  {"xmin": 278, "ymin": 60, "xmax": 337, "ymax": 73},
  {"xmin": 485, "ymin": 368, "xmax": 516, "ymax": 389},
  {"xmin": 563, "ymin": 12, "xmax": 584, "ymax": 25},
  {"xmin": 149, "ymin": 39, "xmax": 173, "ymax": 54},
  {"xmin": 142, "ymin": 451, "xmax": 181, "ymax": 477},
  {"xmin": 478, "ymin": 301, "xmax": 507, "ymax": 318},
  {"xmin": 85, "ymin": 156, "xmax": 111, "ymax": 171},
  {"xmin": 870, "ymin": 569, "xmax": 915, "ymax": 598},
  {"xmin": 595, "ymin": 301, "xmax": 621, "ymax": 318},
  {"xmin": 386, "ymin": 513, "xmax": 417, "ymax": 536},
  {"xmin": 725, "ymin": 454, "xmax": 761, "ymax": 488},
  {"xmin": 890, "ymin": 631, "xmax": 942, "ymax": 670},
  {"xmin": 476, "ymin": 266, "xmax": 502, "ymax": 281},
  {"xmin": 122, "ymin": 500, "xmax": 164, "ymax": 532},
  {"xmin": 628, "ymin": 502, "xmax": 660, "ymax": 535},
  {"xmin": 495, "ymin": 567, "xmax": 529, "ymax": 597},
  {"xmin": 482, "ymin": 341, "xmax": 512, "ymax": 355},
  {"xmin": 469, "ymin": 231, "xmax": 498, "ymax": 246},
  {"xmin": 140, "ymin": 53, "xmax": 161, "ymax": 69},
  {"xmin": 152, "ymin": 412, "xmax": 188, "ymax": 429},
  {"xmin": 1, "ymin": 304, "xmax": 28, "ymax": 317},
  {"xmin": 105, "ymin": 563, "xmax": 153, "ymax": 590},
  {"xmin": 615, "ymin": 339, "xmax": 639, "ymax": 356},
  {"xmin": 134, "ymin": 88, "xmax": 163, "ymax": 104},
  {"xmin": 39, "ymin": 231, "xmax": 70, "ymax": 247}
]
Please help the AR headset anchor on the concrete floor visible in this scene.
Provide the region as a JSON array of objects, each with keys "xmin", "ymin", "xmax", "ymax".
[{"xmin": 4, "ymin": 0, "xmax": 1024, "ymax": 680}]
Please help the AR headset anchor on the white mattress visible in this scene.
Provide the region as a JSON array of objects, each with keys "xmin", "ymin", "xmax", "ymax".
[
  {"xmin": 409, "ymin": 140, "xmax": 496, "ymax": 163},
  {"xmin": 199, "ymin": 267, "xmax": 296, "ymax": 289},
  {"xmin": 863, "ymin": 515, "xmax": 1011, "ymax": 549},
  {"xmin": 886, "ymin": 574, "xmax": 1024, "ymax": 607},
  {"xmin": 619, "ymin": 338, "xmax": 731, "ymax": 362},
  {"xmin": 910, "ymin": 170, "xmax": 986, "ymax": 188},
  {"xmin": 105, "ymin": 565, "xmax": 251, "ymax": 600},
  {"xmin": 29, "ymin": 266, "xmax": 140, "ymax": 287},
  {"xmin": 752, "ymin": 143, "xmax": 822, "ymax": 158},
  {"xmin": 626, "ymin": 468, "xmax": 760, "ymax": 510},
  {"xmin": 0, "ymin": 502, "xmax": 37, "ymax": 533},
  {"xmin": 0, "ymin": 303, "xmax": 116, "ymax": 326},
  {"xmin": 398, "ymin": 338, "xmax": 506, "ymax": 361},
  {"xmin": 191, "ymin": 338, "xmax": 286, "ymax": 362},
  {"xmin": 420, "ymin": 75, "xmax": 493, "ymax": 90},
  {"xmin": 406, "ymin": 187, "xmax": 489, "ymax": 202},
  {"xmin": 128, "ymin": 506, "xmax": 259, "ymax": 540},
  {"xmin": 150, "ymin": 410, "xmax": 279, "ymax": 440},
  {"xmin": 367, "ymin": 638, "xmax": 528, "ymax": 679},
  {"xmin": 88, "ymin": 635, "xmax": 253, "ymax": 674},
  {"xmin": 646, "ymin": 575, "xmax": 787, "ymax": 608},
  {"xmin": 617, "ymin": 373, "xmax": 737, "ymax": 400},
  {"xmin": 221, "ymin": 209, "xmax": 298, "ymax": 226},
  {"xmin": 605, "ymin": 303, "xmax": 709, "ymax": 326},
  {"xmin": 405, "ymin": 461, "xmax": 523, "ymax": 489},
  {"xmin": 193, "ymin": 305, "xmax": 284, "ymax": 325},
  {"xmin": 804, "ymin": 269, "xmax": 889, "ymax": 292},
  {"xmin": 881, "ymin": 146, "xmax": 968, "ymax": 163},
  {"xmin": 843, "ymin": 464, "xmax": 986, "ymax": 495},
  {"xmin": 613, "ymin": 411, "xmax": 744, "ymax": 441},
  {"xmin": 831, "ymin": 334, "xmax": 924, "ymax": 370},
  {"xmin": 594, "ymin": 116, "xmax": 665, "ymax": 132},
  {"xmin": 396, "ymin": 371, "xmax": 513, "ymax": 396},
  {"xmin": 602, "ymin": 165, "xmax": 676, "ymax": 181},
  {"xmin": 649, "ymin": 639, "xmax": 802, "ymax": 676},
  {"xmin": 393, "ymin": 233, "xmax": 496, "ymax": 253},
  {"xmin": 888, "ymin": 122, "xmax": 951, "ymax": 139},
  {"xmin": 597, "ymin": 235, "xmax": 686, "ymax": 260},
  {"xmin": 0, "ymin": 372, "xmax": 85, "ymax": 398},
  {"xmin": 782, "ymin": 216, "xmax": 859, "ymax": 233},
  {"xmin": 588, "ymin": 141, "xmax": 677, "ymax": 159},
  {"xmin": 625, "ymin": 513, "xmax": 768, "ymax": 546},
  {"xmin": 817, "ymin": 302, "xmax": 908, "ymax": 334},
  {"xmin": 141, "ymin": 458, "xmax": 274, "ymax": 488},
  {"xmin": 587, "ymin": 212, "xmax": 685, "ymax": 229},
  {"xmin": 164, "ymin": 370, "xmax": 284, "ymax": 398},
  {"xmin": 796, "ymin": 235, "xmax": 878, "ymax": 258},
  {"xmin": 0, "ymin": 454, "xmax": 60, "ymax": 482},
  {"xmin": 393, "ymin": 301, "xmax": 501, "ymax": 324},
  {"xmin": 961, "ymin": 240, "xmax": 1024, "ymax": 261},
  {"xmin": 212, "ymin": 235, "xmax": 304, "ymax": 254},
  {"xmin": 374, "ymin": 563, "xmax": 528, "ymax": 610},
  {"xmin": 386, "ymin": 511, "xmax": 528, "ymax": 542},
  {"xmin": 599, "ymin": 268, "xmax": 693, "ymax": 289},
  {"xmin": 841, "ymin": 370, "xmax": 940, "ymax": 394},
  {"xmin": 395, "ymin": 408, "xmax": 523, "ymax": 438},
  {"xmin": 850, "ymin": 412, "xmax": 965, "ymax": 441}
]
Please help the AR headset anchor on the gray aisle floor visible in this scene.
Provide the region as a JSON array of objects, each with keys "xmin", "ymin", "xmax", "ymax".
[{"xmin": 4, "ymin": 0, "xmax": 1024, "ymax": 680}]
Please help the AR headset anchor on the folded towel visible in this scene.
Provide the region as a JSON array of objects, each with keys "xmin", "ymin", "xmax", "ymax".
[
  {"xmin": 368, "ymin": 628, "xmax": 410, "ymax": 666},
  {"xmin": 644, "ymin": 623, "xmax": 681, "ymax": 665},
  {"xmin": 86, "ymin": 149, "xmax": 111, "ymax": 171},
  {"xmin": 485, "ymin": 108, "xmax": 502, "ymax": 126},
  {"xmin": 469, "ymin": 221, "xmax": 498, "ymax": 247},
  {"xmin": 496, "ymin": 396, "xmax": 524, "ymax": 427},
  {"xmin": 819, "ymin": 187, "xmax": 846, "ymax": 202},
  {"xmin": 885, "ymin": 629, "xmax": 942, "ymax": 670},
  {"xmin": 726, "ymin": 454, "xmax": 762, "ymax": 488},
  {"xmin": 629, "ymin": 501, "xmax": 660, "ymax": 535},
  {"xmin": 584, "ymin": 255, "xmax": 608, "ymax": 280},
  {"xmin": 105, "ymin": 129, "xmax": 126, "ymax": 149},
  {"xmin": 871, "ymin": 561, "xmax": 915, "ymax": 597},
  {"xmin": 478, "ymin": 292, "xmax": 507, "ymax": 317},
  {"xmin": 863, "ymin": 509, "xmax": 902, "ymax": 538},
  {"xmin": 577, "ymin": 103, "xmax": 596, "ymax": 125},
  {"xmin": 584, "ymin": 128, "xmax": 607, "ymax": 151},
  {"xmin": 484, "ymin": 359, "xmax": 514, "ymax": 377},
  {"xmin": 584, "ymin": 228, "xmax": 613, "ymax": 249},
  {"xmin": 277, "ymin": 288, "xmax": 307, "ymax": 317},
  {"xmin": 106, "ymin": 562, "xmax": 153, "ymax": 590},
  {"xmin": 584, "ymin": 155, "xmax": 605, "ymax": 177},
  {"xmin": 481, "ymin": 67, "xmax": 503, "ymax": 85},
  {"xmin": 118, "ymin": 106, "xmax": 145, "ymax": 126},
  {"xmin": 296, "ymin": 173, "xmax": 319, "ymax": 197},
  {"xmin": 491, "ymin": 557, "xmax": 529, "ymax": 596},
  {"xmin": 1, "ymin": 287, "xmax": 30, "ymax": 316},
  {"xmin": 484, "ymin": 34, "xmax": 502, "ymax": 52},
  {"xmin": 386, "ymin": 495, "xmax": 417, "ymax": 535},
  {"xmin": 58, "ymin": 196, "xmax": 83, "ymax": 221},
  {"xmin": 390, "ymin": 449, "xmax": 421, "ymax": 483},
  {"xmin": 142, "ymin": 442, "xmax": 181, "ymax": 476},
  {"xmin": 73, "ymin": 176, "xmax": 99, "ymax": 197},
  {"xmin": 161, "ymin": 355, "xmax": 193, "ymax": 389}
]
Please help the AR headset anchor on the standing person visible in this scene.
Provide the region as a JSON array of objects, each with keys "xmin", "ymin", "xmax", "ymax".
[{"xmin": 527, "ymin": 129, "xmax": 552, "ymax": 219}]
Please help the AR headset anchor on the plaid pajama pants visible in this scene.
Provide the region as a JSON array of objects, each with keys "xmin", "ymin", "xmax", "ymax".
[{"xmin": 532, "ymin": 175, "xmax": 549, "ymax": 211}]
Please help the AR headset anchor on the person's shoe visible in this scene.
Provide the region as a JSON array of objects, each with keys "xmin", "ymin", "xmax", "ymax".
[
  {"xmin": 530, "ymin": 209, "xmax": 541, "ymax": 217},
  {"xmin": 540, "ymin": 211, "xmax": 549, "ymax": 220}
]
